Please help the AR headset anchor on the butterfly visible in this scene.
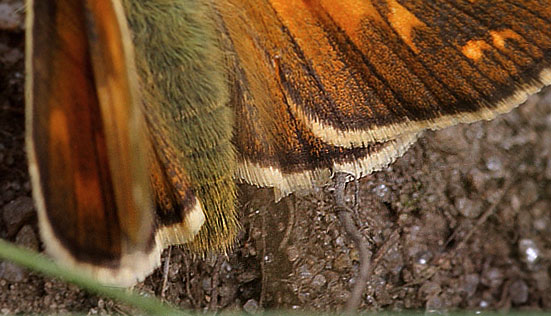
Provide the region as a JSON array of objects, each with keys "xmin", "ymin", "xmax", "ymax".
[{"xmin": 25, "ymin": 0, "xmax": 551, "ymax": 286}]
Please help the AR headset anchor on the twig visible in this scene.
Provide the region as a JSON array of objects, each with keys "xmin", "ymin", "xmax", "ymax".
[
  {"xmin": 259, "ymin": 208, "xmax": 268, "ymax": 307},
  {"xmin": 353, "ymin": 175, "xmax": 360, "ymax": 212},
  {"xmin": 332, "ymin": 173, "xmax": 372, "ymax": 314},
  {"xmin": 182, "ymin": 253, "xmax": 198, "ymax": 308},
  {"xmin": 279, "ymin": 198, "xmax": 296, "ymax": 250},
  {"xmin": 208, "ymin": 256, "xmax": 223, "ymax": 312},
  {"xmin": 160, "ymin": 247, "xmax": 172, "ymax": 299}
]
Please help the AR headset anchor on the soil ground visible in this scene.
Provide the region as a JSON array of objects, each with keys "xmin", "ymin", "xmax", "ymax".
[{"xmin": 1, "ymin": 4, "xmax": 551, "ymax": 314}]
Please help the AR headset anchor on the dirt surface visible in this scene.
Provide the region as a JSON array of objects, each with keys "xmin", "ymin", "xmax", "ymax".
[{"xmin": 1, "ymin": 4, "xmax": 551, "ymax": 314}]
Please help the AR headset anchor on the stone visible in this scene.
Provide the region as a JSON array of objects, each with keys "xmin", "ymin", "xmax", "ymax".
[
  {"xmin": 2, "ymin": 196, "xmax": 35, "ymax": 237},
  {"xmin": 243, "ymin": 299, "xmax": 259, "ymax": 314},
  {"xmin": 509, "ymin": 280, "xmax": 529, "ymax": 305},
  {"xmin": 15, "ymin": 225, "xmax": 39, "ymax": 251},
  {"xmin": 0, "ymin": 261, "xmax": 26, "ymax": 283}
]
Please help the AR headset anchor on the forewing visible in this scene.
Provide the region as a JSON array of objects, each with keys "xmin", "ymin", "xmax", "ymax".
[
  {"xmin": 26, "ymin": 0, "xmax": 160, "ymax": 286},
  {"xmin": 219, "ymin": 0, "xmax": 551, "ymax": 195}
]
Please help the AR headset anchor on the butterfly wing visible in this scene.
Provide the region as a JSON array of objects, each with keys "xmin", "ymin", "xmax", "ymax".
[
  {"xmin": 122, "ymin": 0, "xmax": 238, "ymax": 253},
  {"xmin": 25, "ymin": 0, "xmax": 551, "ymax": 286},
  {"xmin": 218, "ymin": 0, "xmax": 551, "ymax": 196},
  {"xmin": 26, "ymin": 0, "xmax": 163, "ymax": 286}
]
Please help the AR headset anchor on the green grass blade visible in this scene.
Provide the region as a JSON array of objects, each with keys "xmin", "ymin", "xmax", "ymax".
[{"xmin": 0, "ymin": 238, "xmax": 188, "ymax": 315}]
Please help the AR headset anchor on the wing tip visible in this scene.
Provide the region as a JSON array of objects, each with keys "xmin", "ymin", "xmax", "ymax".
[
  {"xmin": 156, "ymin": 199, "xmax": 206, "ymax": 248},
  {"xmin": 38, "ymin": 212, "xmax": 163, "ymax": 287}
]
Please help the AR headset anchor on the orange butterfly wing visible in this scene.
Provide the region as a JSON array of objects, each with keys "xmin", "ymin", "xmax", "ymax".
[
  {"xmin": 218, "ymin": 0, "xmax": 551, "ymax": 196},
  {"xmin": 26, "ymin": 0, "xmax": 164, "ymax": 285},
  {"xmin": 26, "ymin": 0, "xmax": 551, "ymax": 286}
]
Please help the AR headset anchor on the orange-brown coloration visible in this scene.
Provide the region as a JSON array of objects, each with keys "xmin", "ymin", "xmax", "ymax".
[
  {"xmin": 48, "ymin": 109, "xmax": 70, "ymax": 161},
  {"xmin": 269, "ymin": 0, "xmax": 361, "ymax": 117},
  {"xmin": 491, "ymin": 29, "xmax": 522, "ymax": 50},
  {"xmin": 386, "ymin": 0, "xmax": 425, "ymax": 53},
  {"xmin": 317, "ymin": 0, "xmax": 385, "ymax": 35},
  {"xmin": 26, "ymin": 0, "xmax": 551, "ymax": 287},
  {"xmin": 30, "ymin": 0, "xmax": 124, "ymax": 261},
  {"xmin": 27, "ymin": 0, "xmax": 163, "ymax": 286},
  {"xmin": 221, "ymin": 0, "xmax": 551, "ymax": 174},
  {"xmin": 462, "ymin": 39, "xmax": 491, "ymax": 61},
  {"xmin": 87, "ymin": 0, "xmax": 149, "ymax": 245}
]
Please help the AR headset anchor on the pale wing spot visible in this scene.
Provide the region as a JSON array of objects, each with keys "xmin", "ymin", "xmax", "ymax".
[
  {"xmin": 462, "ymin": 39, "xmax": 491, "ymax": 61},
  {"xmin": 386, "ymin": 0, "xmax": 425, "ymax": 53},
  {"xmin": 156, "ymin": 198, "xmax": 205, "ymax": 247},
  {"xmin": 490, "ymin": 29, "xmax": 522, "ymax": 50}
]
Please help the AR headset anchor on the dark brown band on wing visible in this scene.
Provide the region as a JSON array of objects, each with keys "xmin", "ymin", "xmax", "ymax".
[{"xmin": 230, "ymin": 55, "xmax": 411, "ymax": 175}]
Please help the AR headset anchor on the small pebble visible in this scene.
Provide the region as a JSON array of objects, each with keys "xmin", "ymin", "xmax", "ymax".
[
  {"xmin": 481, "ymin": 267, "xmax": 503, "ymax": 288},
  {"xmin": 518, "ymin": 238, "xmax": 540, "ymax": 264},
  {"xmin": 425, "ymin": 295, "xmax": 446, "ymax": 314},
  {"xmin": 419, "ymin": 281, "xmax": 442, "ymax": 299},
  {"xmin": 297, "ymin": 264, "xmax": 312, "ymax": 279},
  {"xmin": 334, "ymin": 236, "xmax": 345, "ymax": 247},
  {"xmin": 243, "ymin": 299, "xmax": 259, "ymax": 314},
  {"xmin": 467, "ymin": 169, "xmax": 488, "ymax": 193},
  {"xmin": 201, "ymin": 277, "xmax": 212, "ymax": 292},
  {"xmin": 0, "ymin": 3, "xmax": 21, "ymax": 31},
  {"xmin": 455, "ymin": 197, "xmax": 483, "ymax": 219},
  {"xmin": 311, "ymin": 274, "xmax": 326, "ymax": 289},
  {"xmin": 15, "ymin": 225, "xmax": 39, "ymax": 251},
  {"xmin": 385, "ymin": 246, "xmax": 405, "ymax": 276},
  {"xmin": 373, "ymin": 184, "xmax": 390, "ymax": 200},
  {"xmin": 519, "ymin": 180, "xmax": 539, "ymax": 206},
  {"xmin": 0, "ymin": 262, "xmax": 26, "ymax": 283},
  {"xmin": 509, "ymin": 280, "xmax": 529, "ymax": 304},
  {"xmin": 531, "ymin": 201, "xmax": 550, "ymax": 231},
  {"xmin": 2, "ymin": 196, "xmax": 35, "ymax": 237},
  {"xmin": 221, "ymin": 260, "xmax": 232, "ymax": 272},
  {"xmin": 485, "ymin": 156, "xmax": 503, "ymax": 173},
  {"xmin": 287, "ymin": 245, "xmax": 299, "ymax": 262},
  {"xmin": 460, "ymin": 273, "xmax": 479, "ymax": 298},
  {"xmin": 416, "ymin": 251, "xmax": 432, "ymax": 265}
]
